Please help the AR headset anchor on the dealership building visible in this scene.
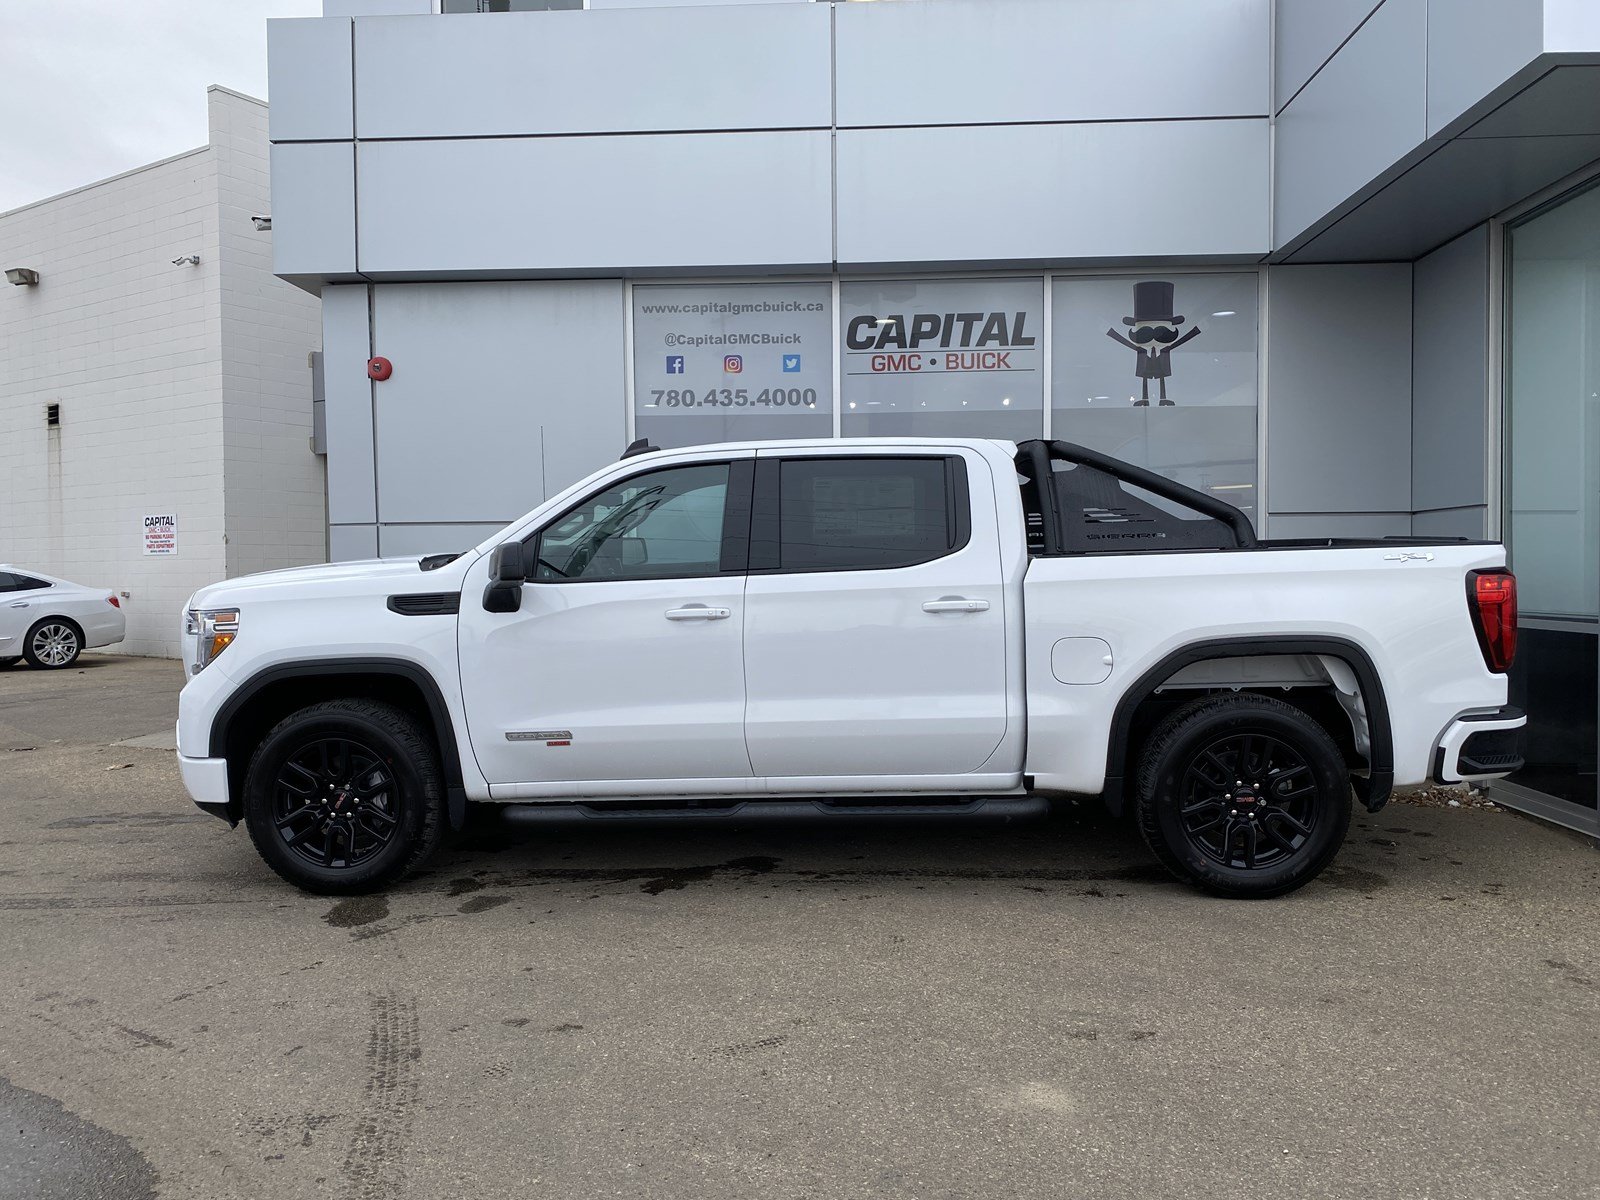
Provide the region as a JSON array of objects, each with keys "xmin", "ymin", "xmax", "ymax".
[
  {"xmin": 0, "ymin": 87, "xmax": 324, "ymax": 658},
  {"xmin": 266, "ymin": 0, "xmax": 1598, "ymax": 832}
]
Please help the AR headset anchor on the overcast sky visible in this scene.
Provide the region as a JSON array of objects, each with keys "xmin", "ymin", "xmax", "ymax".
[{"xmin": 0, "ymin": 0, "xmax": 321, "ymax": 214}]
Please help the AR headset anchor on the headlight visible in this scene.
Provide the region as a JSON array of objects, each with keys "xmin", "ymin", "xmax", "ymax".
[{"xmin": 185, "ymin": 608, "xmax": 239, "ymax": 674}]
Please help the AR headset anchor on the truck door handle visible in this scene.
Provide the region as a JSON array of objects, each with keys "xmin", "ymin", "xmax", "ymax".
[
  {"xmin": 922, "ymin": 597, "xmax": 989, "ymax": 614},
  {"xmin": 665, "ymin": 605, "xmax": 731, "ymax": 621}
]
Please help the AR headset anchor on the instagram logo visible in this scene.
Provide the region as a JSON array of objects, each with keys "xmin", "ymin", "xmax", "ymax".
[{"xmin": 723, "ymin": 354, "xmax": 743, "ymax": 374}]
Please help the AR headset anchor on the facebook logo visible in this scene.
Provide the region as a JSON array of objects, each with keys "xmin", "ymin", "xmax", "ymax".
[
  {"xmin": 665, "ymin": 355, "xmax": 685, "ymax": 374},
  {"xmin": 782, "ymin": 354, "xmax": 802, "ymax": 373}
]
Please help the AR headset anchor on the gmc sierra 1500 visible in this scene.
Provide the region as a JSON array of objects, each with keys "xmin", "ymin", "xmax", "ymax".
[{"xmin": 177, "ymin": 438, "xmax": 1525, "ymax": 898}]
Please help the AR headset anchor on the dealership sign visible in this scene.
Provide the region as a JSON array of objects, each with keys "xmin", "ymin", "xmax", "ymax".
[
  {"xmin": 841, "ymin": 279, "xmax": 1044, "ymax": 414},
  {"xmin": 845, "ymin": 310, "xmax": 1037, "ymax": 375},
  {"xmin": 142, "ymin": 513, "xmax": 177, "ymax": 556},
  {"xmin": 632, "ymin": 284, "xmax": 832, "ymax": 419}
]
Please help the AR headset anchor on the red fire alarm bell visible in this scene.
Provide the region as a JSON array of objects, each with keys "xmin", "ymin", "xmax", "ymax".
[{"xmin": 367, "ymin": 356, "xmax": 393, "ymax": 381}]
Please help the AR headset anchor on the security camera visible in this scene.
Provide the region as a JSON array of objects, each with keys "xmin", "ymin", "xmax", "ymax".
[
  {"xmin": 5, "ymin": 267, "xmax": 40, "ymax": 286},
  {"xmin": 250, "ymin": 215, "xmax": 271, "ymax": 231},
  {"xmin": 171, "ymin": 255, "xmax": 200, "ymax": 266}
]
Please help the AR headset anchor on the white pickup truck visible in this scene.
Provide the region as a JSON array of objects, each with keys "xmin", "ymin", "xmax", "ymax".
[{"xmin": 176, "ymin": 438, "xmax": 1525, "ymax": 899}]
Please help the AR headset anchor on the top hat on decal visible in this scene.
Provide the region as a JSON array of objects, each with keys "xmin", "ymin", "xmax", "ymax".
[
  {"xmin": 1105, "ymin": 279, "xmax": 1202, "ymax": 406},
  {"xmin": 1121, "ymin": 280, "xmax": 1185, "ymax": 327}
]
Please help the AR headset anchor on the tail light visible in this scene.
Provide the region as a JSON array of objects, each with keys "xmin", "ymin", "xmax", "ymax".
[
  {"xmin": 1467, "ymin": 569, "xmax": 1517, "ymax": 673},
  {"xmin": 106, "ymin": 595, "xmax": 120, "ymax": 608}
]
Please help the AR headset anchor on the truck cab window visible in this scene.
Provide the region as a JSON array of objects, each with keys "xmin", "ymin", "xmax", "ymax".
[
  {"xmin": 532, "ymin": 463, "xmax": 730, "ymax": 582},
  {"xmin": 769, "ymin": 457, "xmax": 964, "ymax": 572}
]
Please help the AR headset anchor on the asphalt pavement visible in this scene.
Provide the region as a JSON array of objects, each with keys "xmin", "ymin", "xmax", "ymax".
[{"xmin": 1, "ymin": 655, "xmax": 1597, "ymax": 1200}]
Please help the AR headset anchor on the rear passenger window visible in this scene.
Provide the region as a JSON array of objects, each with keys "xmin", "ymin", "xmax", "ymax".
[{"xmin": 770, "ymin": 457, "xmax": 966, "ymax": 572}]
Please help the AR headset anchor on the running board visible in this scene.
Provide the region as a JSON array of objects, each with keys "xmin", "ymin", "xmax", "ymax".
[{"xmin": 499, "ymin": 796, "xmax": 1049, "ymax": 826}]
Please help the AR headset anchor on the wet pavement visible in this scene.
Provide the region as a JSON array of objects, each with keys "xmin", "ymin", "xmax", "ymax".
[{"xmin": 1, "ymin": 655, "xmax": 1598, "ymax": 1199}]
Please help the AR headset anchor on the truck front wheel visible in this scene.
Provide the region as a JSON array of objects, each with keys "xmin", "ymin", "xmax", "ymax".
[
  {"xmin": 242, "ymin": 699, "xmax": 444, "ymax": 895},
  {"xmin": 1135, "ymin": 694, "xmax": 1351, "ymax": 899}
]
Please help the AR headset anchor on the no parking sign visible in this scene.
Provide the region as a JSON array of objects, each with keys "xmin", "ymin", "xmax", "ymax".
[{"xmin": 142, "ymin": 513, "xmax": 177, "ymax": 556}]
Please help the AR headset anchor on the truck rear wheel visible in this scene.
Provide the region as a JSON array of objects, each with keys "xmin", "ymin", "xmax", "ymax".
[
  {"xmin": 1135, "ymin": 694, "xmax": 1351, "ymax": 899},
  {"xmin": 242, "ymin": 699, "xmax": 444, "ymax": 895}
]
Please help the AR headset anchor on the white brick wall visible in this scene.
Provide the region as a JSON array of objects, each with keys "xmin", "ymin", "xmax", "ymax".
[
  {"xmin": 211, "ymin": 89, "xmax": 326, "ymax": 579},
  {"xmin": 0, "ymin": 88, "xmax": 325, "ymax": 659}
]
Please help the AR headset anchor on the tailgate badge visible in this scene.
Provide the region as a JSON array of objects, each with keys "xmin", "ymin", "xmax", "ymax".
[{"xmin": 1383, "ymin": 552, "xmax": 1434, "ymax": 562}]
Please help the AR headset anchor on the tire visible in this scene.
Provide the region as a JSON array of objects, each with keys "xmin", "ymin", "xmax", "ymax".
[
  {"xmin": 1135, "ymin": 693, "xmax": 1352, "ymax": 899},
  {"xmin": 0, "ymin": 657, "xmax": 19, "ymax": 669},
  {"xmin": 23, "ymin": 619, "xmax": 82, "ymax": 669},
  {"xmin": 243, "ymin": 699, "xmax": 445, "ymax": 895}
]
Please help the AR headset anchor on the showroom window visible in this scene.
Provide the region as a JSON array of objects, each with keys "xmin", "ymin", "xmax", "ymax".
[
  {"xmin": 1050, "ymin": 273, "xmax": 1260, "ymax": 521},
  {"xmin": 632, "ymin": 283, "xmax": 834, "ymax": 450},
  {"xmin": 1500, "ymin": 182, "xmax": 1600, "ymax": 812},
  {"xmin": 441, "ymin": 1, "xmax": 583, "ymax": 12},
  {"xmin": 839, "ymin": 278, "xmax": 1044, "ymax": 441}
]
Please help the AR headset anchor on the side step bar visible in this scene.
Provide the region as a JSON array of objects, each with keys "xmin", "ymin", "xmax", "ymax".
[{"xmin": 499, "ymin": 796, "xmax": 1049, "ymax": 826}]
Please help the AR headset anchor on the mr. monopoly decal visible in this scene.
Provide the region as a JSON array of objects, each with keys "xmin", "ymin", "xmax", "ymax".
[{"xmin": 1105, "ymin": 280, "xmax": 1202, "ymax": 406}]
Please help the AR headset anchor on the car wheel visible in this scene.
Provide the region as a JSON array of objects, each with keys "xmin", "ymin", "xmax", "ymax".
[
  {"xmin": 23, "ymin": 620, "xmax": 82, "ymax": 669},
  {"xmin": 0, "ymin": 656, "xmax": 19, "ymax": 669},
  {"xmin": 243, "ymin": 699, "xmax": 444, "ymax": 895},
  {"xmin": 1135, "ymin": 693, "xmax": 1352, "ymax": 899}
]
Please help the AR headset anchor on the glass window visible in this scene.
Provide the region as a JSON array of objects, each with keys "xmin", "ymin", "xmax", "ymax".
[
  {"xmin": 1507, "ymin": 187, "xmax": 1600, "ymax": 620},
  {"xmin": 1503, "ymin": 184, "xmax": 1600, "ymax": 812},
  {"xmin": 840, "ymin": 278, "xmax": 1044, "ymax": 440},
  {"xmin": 0, "ymin": 573, "xmax": 16, "ymax": 592},
  {"xmin": 1051, "ymin": 273, "xmax": 1259, "ymax": 524},
  {"xmin": 772, "ymin": 457, "xmax": 959, "ymax": 572},
  {"xmin": 533, "ymin": 463, "xmax": 729, "ymax": 582},
  {"xmin": 632, "ymin": 283, "xmax": 834, "ymax": 450},
  {"xmin": 441, "ymin": 1, "xmax": 583, "ymax": 12}
]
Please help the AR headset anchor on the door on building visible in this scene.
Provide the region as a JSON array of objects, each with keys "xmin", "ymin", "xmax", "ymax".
[
  {"xmin": 457, "ymin": 457, "xmax": 755, "ymax": 791},
  {"xmin": 740, "ymin": 448, "xmax": 1010, "ymax": 784},
  {"xmin": 1499, "ymin": 183, "xmax": 1600, "ymax": 828},
  {"xmin": 367, "ymin": 281, "xmax": 627, "ymax": 559}
]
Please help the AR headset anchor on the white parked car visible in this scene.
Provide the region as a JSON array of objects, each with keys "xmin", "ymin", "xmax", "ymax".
[
  {"xmin": 0, "ymin": 567, "xmax": 126, "ymax": 669},
  {"xmin": 176, "ymin": 438, "xmax": 1525, "ymax": 899}
]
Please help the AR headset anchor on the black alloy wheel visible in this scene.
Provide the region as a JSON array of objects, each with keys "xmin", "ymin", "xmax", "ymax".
[
  {"xmin": 1177, "ymin": 732, "xmax": 1318, "ymax": 871},
  {"xmin": 243, "ymin": 699, "xmax": 443, "ymax": 894},
  {"xmin": 272, "ymin": 736, "xmax": 402, "ymax": 871},
  {"xmin": 1136, "ymin": 693, "xmax": 1352, "ymax": 898}
]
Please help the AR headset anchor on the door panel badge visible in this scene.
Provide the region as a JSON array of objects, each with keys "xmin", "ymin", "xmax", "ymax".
[{"xmin": 507, "ymin": 730, "xmax": 573, "ymax": 747}]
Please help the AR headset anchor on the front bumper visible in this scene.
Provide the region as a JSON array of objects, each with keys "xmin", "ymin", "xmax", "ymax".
[
  {"xmin": 1433, "ymin": 707, "xmax": 1526, "ymax": 785},
  {"xmin": 179, "ymin": 751, "xmax": 231, "ymax": 810}
]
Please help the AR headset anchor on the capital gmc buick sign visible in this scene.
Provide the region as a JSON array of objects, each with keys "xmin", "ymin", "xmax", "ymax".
[
  {"xmin": 845, "ymin": 310, "xmax": 1037, "ymax": 374},
  {"xmin": 841, "ymin": 281, "xmax": 1044, "ymax": 416}
]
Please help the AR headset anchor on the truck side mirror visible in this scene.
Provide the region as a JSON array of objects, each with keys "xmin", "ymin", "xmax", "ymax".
[{"xmin": 483, "ymin": 541, "xmax": 526, "ymax": 613}]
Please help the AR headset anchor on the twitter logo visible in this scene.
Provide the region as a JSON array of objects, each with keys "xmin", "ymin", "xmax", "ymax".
[{"xmin": 782, "ymin": 354, "xmax": 802, "ymax": 373}]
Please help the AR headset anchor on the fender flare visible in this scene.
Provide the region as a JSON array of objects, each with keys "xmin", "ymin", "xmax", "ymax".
[
  {"xmin": 209, "ymin": 657, "xmax": 468, "ymax": 828},
  {"xmin": 1103, "ymin": 635, "xmax": 1394, "ymax": 815}
]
